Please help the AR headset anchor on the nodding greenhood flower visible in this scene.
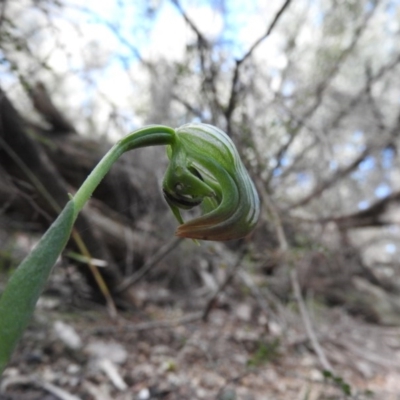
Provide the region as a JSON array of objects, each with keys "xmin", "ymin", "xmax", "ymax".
[
  {"xmin": 162, "ymin": 123, "xmax": 260, "ymax": 240},
  {"xmin": 0, "ymin": 122, "xmax": 259, "ymax": 374}
]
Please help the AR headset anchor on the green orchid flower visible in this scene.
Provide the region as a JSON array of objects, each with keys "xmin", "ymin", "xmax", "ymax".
[
  {"xmin": 0, "ymin": 123, "xmax": 259, "ymax": 373},
  {"xmin": 163, "ymin": 123, "xmax": 260, "ymax": 240}
]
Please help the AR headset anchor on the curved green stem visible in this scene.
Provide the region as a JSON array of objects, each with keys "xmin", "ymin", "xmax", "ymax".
[
  {"xmin": 0, "ymin": 122, "xmax": 260, "ymax": 374},
  {"xmin": 73, "ymin": 125, "xmax": 175, "ymax": 218},
  {"xmin": 0, "ymin": 125, "xmax": 175, "ymax": 374}
]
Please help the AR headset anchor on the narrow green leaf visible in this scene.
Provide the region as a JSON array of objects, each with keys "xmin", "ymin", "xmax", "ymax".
[{"xmin": 0, "ymin": 201, "xmax": 75, "ymax": 373}]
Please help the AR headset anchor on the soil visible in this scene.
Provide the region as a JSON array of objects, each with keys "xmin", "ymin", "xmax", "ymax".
[{"xmin": 1, "ymin": 277, "xmax": 400, "ymax": 400}]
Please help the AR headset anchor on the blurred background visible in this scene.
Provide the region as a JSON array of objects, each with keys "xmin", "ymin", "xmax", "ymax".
[{"xmin": 1, "ymin": 0, "xmax": 400, "ymax": 399}]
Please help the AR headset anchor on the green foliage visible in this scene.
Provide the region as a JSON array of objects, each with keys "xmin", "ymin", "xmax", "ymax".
[
  {"xmin": 0, "ymin": 201, "xmax": 75, "ymax": 372},
  {"xmin": 247, "ymin": 338, "xmax": 281, "ymax": 367},
  {"xmin": 322, "ymin": 370, "xmax": 352, "ymax": 396},
  {"xmin": 0, "ymin": 123, "xmax": 259, "ymax": 374}
]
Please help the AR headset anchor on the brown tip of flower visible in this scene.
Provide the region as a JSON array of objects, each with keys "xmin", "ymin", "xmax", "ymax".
[{"xmin": 175, "ymin": 224, "xmax": 244, "ymax": 241}]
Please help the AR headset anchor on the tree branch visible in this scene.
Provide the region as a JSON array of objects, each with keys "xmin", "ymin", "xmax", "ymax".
[
  {"xmin": 258, "ymin": 182, "xmax": 334, "ymax": 372},
  {"xmin": 224, "ymin": 0, "xmax": 293, "ymax": 133},
  {"xmin": 284, "ymin": 106, "xmax": 400, "ymax": 211}
]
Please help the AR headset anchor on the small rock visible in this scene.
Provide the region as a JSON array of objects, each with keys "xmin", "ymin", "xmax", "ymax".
[
  {"xmin": 152, "ymin": 345, "xmax": 171, "ymax": 356},
  {"xmin": 160, "ymin": 359, "xmax": 177, "ymax": 372},
  {"xmin": 137, "ymin": 388, "xmax": 150, "ymax": 400},
  {"xmin": 310, "ymin": 368, "xmax": 323, "ymax": 381},
  {"xmin": 218, "ymin": 388, "xmax": 237, "ymax": 400},
  {"xmin": 53, "ymin": 321, "xmax": 82, "ymax": 350},
  {"xmin": 200, "ymin": 371, "xmax": 225, "ymax": 389},
  {"xmin": 268, "ymin": 320, "xmax": 282, "ymax": 336},
  {"xmin": 67, "ymin": 364, "xmax": 81, "ymax": 375},
  {"xmin": 37, "ymin": 297, "xmax": 60, "ymax": 310},
  {"xmin": 355, "ymin": 360, "xmax": 373, "ymax": 378},
  {"xmin": 86, "ymin": 341, "xmax": 128, "ymax": 364},
  {"xmin": 97, "ymin": 358, "xmax": 128, "ymax": 391},
  {"xmin": 233, "ymin": 329, "xmax": 259, "ymax": 342},
  {"xmin": 235, "ymin": 303, "xmax": 252, "ymax": 322}
]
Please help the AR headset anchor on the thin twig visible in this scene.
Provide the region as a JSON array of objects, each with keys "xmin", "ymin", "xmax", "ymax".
[
  {"xmin": 270, "ymin": 53, "xmax": 400, "ymax": 190},
  {"xmin": 115, "ymin": 237, "xmax": 183, "ymax": 294},
  {"xmin": 0, "ymin": 0, "xmax": 7, "ymax": 32},
  {"xmin": 238, "ymin": 270, "xmax": 274, "ymax": 317},
  {"xmin": 170, "ymin": 0, "xmax": 207, "ymax": 45},
  {"xmin": 1, "ymin": 376, "xmax": 80, "ymax": 400},
  {"xmin": 241, "ymin": 0, "xmax": 293, "ymax": 63},
  {"xmin": 92, "ymin": 311, "xmax": 203, "ymax": 334},
  {"xmin": 225, "ymin": 0, "xmax": 292, "ymax": 131},
  {"xmin": 266, "ymin": 2, "xmax": 381, "ymax": 185},
  {"xmin": 0, "ymin": 125, "xmax": 118, "ymax": 319},
  {"xmin": 128, "ymin": 312, "xmax": 203, "ymax": 332},
  {"xmin": 290, "ymin": 268, "xmax": 332, "ymax": 372},
  {"xmin": 298, "ymin": 1, "xmax": 378, "ymax": 124},
  {"xmin": 260, "ymin": 185, "xmax": 334, "ymax": 372},
  {"xmin": 170, "ymin": 0, "xmax": 224, "ymax": 120},
  {"xmin": 284, "ymin": 105, "xmax": 400, "ymax": 211},
  {"xmin": 202, "ymin": 250, "xmax": 246, "ymax": 321}
]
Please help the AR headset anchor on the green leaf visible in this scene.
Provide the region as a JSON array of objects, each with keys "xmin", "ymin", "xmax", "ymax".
[{"xmin": 0, "ymin": 201, "xmax": 75, "ymax": 373}]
